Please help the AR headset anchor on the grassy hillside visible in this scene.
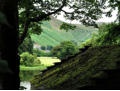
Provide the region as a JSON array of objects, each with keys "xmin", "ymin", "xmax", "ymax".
[
  {"xmin": 31, "ymin": 45, "xmax": 120, "ymax": 90},
  {"xmin": 31, "ymin": 17, "xmax": 97, "ymax": 46}
]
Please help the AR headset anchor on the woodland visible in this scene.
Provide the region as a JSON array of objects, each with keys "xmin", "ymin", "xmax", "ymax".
[{"xmin": 0, "ymin": 0, "xmax": 120, "ymax": 90}]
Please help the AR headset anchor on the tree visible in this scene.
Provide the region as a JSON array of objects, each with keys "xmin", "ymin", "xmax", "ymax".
[
  {"xmin": 0, "ymin": 0, "xmax": 119, "ymax": 90},
  {"xmin": 19, "ymin": 36, "xmax": 33, "ymax": 54},
  {"xmin": 0, "ymin": 0, "xmax": 19, "ymax": 89},
  {"xmin": 51, "ymin": 41, "xmax": 79, "ymax": 59},
  {"xmin": 105, "ymin": 0, "xmax": 120, "ymax": 23},
  {"xmin": 95, "ymin": 23, "xmax": 120, "ymax": 46},
  {"xmin": 20, "ymin": 52, "xmax": 39, "ymax": 66},
  {"xmin": 18, "ymin": 0, "xmax": 108, "ymax": 45},
  {"xmin": 33, "ymin": 49, "xmax": 51, "ymax": 57}
]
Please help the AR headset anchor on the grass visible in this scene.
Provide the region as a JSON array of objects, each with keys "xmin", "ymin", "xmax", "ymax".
[
  {"xmin": 20, "ymin": 65, "xmax": 47, "ymax": 71},
  {"xmin": 38, "ymin": 57, "xmax": 61, "ymax": 66},
  {"xmin": 20, "ymin": 57, "xmax": 61, "ymax": 71}
]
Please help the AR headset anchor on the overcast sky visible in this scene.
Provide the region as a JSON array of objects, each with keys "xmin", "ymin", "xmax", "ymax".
[{"xmin": 57, "ymin": 9, "xmax": 118, "ymax": 24}]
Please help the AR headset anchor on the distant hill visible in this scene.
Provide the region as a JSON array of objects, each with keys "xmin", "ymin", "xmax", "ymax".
[{"xmin": 31, "ymin": 17, "xmax": 97, "ymax": 47}]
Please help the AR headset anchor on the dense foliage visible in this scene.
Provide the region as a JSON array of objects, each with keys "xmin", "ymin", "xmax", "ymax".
[
  {"xmin": 80, "ymin": 23, "xmax": 120, "ymax": 48},
  {"xmin": 51, "ymin": 41, "xmax": 79, "ymax": 59},
  {"xmin": 33, "ymin": 49, "xmax": 51, "ymax": 57},
  {"xmin": 18, "ymin": 0, "xmax": 112, "ymax": 45},
  {"xmin": 95, "ymin": 23, "xmax": 120, "ymax": 45},
  {"xmin": 20, "ymin": 52, "xmax": 40, "ymax": 66},
  {"xmin": 19, "ymin": 36, "xmax": 33, "ymax": 54}
]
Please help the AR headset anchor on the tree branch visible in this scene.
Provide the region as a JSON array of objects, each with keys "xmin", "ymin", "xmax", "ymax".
[
  {"xmin": 18, "ymin": 0, "xmax": 67, "ymax": 46},
  {"xmin": 18, "ymin": 19, "xmax": 30, "ymax": 45},
  {"xmin": 61, "ymin": 9, "xmax": 73, "ymax": 14},
  {"xmin": 29, "ymin": 0, "xmax": 67, "ymax": 22},
  {"xmin": 18, "ymin": 9, "xmax": 30, "ymax": 45}
]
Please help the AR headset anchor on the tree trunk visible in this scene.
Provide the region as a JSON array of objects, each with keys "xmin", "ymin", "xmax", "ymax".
[{"xmin": 0, "ymin": 0, "xmax": 19, "ymax": 90}]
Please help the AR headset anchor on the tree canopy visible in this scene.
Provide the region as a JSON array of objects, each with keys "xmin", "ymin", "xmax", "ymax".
[
  {"xmin": 18, "ymin": 0, "xmax": 105, "ymax": 45},
  {"xmin": 51, "ymin": 41, "xmax": 79, "ymax": 59},
  {"xmin": 18, "ymin": 0, "xmax": 120, "ymax": 46}
]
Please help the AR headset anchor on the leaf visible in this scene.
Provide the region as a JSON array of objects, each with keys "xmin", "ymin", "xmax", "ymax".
[{"xmin": 60, "ymin": 22, "xmax": 76, "ymax": 32}]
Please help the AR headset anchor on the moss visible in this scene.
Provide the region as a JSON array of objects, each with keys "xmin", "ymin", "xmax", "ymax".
[
  {"xmin": 92, "ymin": 71, "xmax": 105, "ymax": 78},
  {"xmin": 31, "ymin": 45, "xmax": 120, "ymax": 90}
]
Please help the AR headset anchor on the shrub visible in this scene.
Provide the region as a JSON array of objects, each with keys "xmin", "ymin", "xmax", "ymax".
[
  {"xmin": 34, "ymin": 58, "xmax": 41, "ymax": 66},
  {"xmin": 94, "ymin": 23, "xmax": 120, "ymax": 46},
  {"xmin": 41, "ymin": 46, "xmax": 46, "ymax": 50},
  {"xmin": 33, "ymin": 49, "xmax": 51, "ymax": 57},
  {"xmin": 19, "ymin": 36, "xmax": 33, "ymax": 54},
  {"xmin": 51, "ymin": 41, "xmax": 79, "ymax": 59},
  {"xmin": 79, "ymin": 23, "xmax": 120, "ymax": 48},
  {"xmin": 47, "ymin": 45, "xmax": 53, "ymax": 50},
  {"xmin": 20, "ymin": 52, "xmax": 39, "ymax": 66},
  {"xmin": 79, "ymin": 39, "xmax": 92, "ymax": 48}
]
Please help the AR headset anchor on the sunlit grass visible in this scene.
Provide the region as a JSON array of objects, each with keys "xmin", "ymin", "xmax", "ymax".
[
  {"xmin": 20, "ymin": 65, "xmax": 47, "ymax": 71},
  {"xmin": 20, "ymin": 57, "xmax": 61, "ymax": 71},
  {"xmin": 38, "ymin": 57, "xmax": 61, "ymax": 66}
]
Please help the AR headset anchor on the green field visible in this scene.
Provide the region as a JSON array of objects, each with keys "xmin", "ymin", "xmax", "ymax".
[
  {"xmin": 31, "ymin": 17, "xmax": 97, "ymax": 46},
  {"xmin": 38, "ymin": 57, "xmax": 61, "ymax": 66},
  {"xmin": 20, "ymin": 57, "xmax": 61, "ymax": 71},
  {"xmin": 20, "ymin": 65, "xmax": 47, "ymax": 71}
]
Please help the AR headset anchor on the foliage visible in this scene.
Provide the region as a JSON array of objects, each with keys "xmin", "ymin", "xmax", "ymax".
[
  {"xmin": 91, "ymin": 23, "xmax": 120, "ymax": 46},
  {"xmin": 80, "ymin": 23, "xmax": 120, "ymax": 48},
  {"xmin": 106, "ymin": 0, "xmax": 120, "ymax": 23},
  {"xmin": 19, "ymin": 36, "xmax": 33, "ymax": 54},
  {"xmin": 79, "ymin": 39, "xmax": 93, "ymax": 48},
  {"xmin": 20, "ymin": 70, "xmax": 43, "ymax": 81},
  {"xmin": 97, "ymin": 23, "xmax": 120, "ymax": 45},
  {"xmin": 33, "ymin": 49, "xmax": 51, "ymax": 57},
  {"xmin": 20, "ymin": 52, "xmax": 39, "ymax": 66},
  {"xmin": 33, "ymin": 58, "xmax": 41, "ymax": 66},
  {"xmin": 60, "ymin": 22, "xmax": 76, "ymax": 32},
  {"xmin": 51, "ymin": 41, "xmax": 79, "ymax": 59},
  {"xmin": 41, "ymin": 46, "xmax": 46, "ymax": 50},
  {"xmin": 18, "ymin": 0, "xmax": 110, "ymax": 46},
  {"xmin": 47, "ymin": 45, "xmax": 53, "ymax": 50},
  {"xmin": 79, "ymin": 32, "xmax": 98, "ymax": 48}
]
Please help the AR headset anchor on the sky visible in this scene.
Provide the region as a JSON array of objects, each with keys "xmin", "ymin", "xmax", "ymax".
[{"xmin": 57, "ymin": 8, "xmax": 118, "ymax": 24}]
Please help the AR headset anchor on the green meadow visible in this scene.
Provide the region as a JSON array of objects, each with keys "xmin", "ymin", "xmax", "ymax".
[
  {"xmin": 38, "ymin": 57, "xmax": 61, "ymax": 66},
  {"xmin": 20, "ymin": 57, "xmax": 61, "ymax": 71},
  {"xmin": 20, "ymin": 65, "xmax": 47, "ymax": 71}
]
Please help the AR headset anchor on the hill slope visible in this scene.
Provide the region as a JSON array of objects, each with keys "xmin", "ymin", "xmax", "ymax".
[
  {"xmin": 31, "ymin": 17, "xmax": 97, "ymax": 46},
  {"xmin": 31, "ymin": 45, "xmax": 120, "ymax": 90}
]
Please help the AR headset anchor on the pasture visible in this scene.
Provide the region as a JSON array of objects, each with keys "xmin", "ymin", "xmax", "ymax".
[
  {"xmin": 38, "ymin": 57, "xmax": 61, "ymax": 66},
  {"xmin": 20, "ymin": 57, "xmax": 61, "ymax": 71}
]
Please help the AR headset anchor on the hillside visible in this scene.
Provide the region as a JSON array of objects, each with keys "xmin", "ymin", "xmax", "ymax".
[
  {"xmin": 31, "ymin": 17, "xmax": 97, "ymax": 46},
  {"xmin": 31, "ymin": 45, "xmax": 120, "ymax": 90}
]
